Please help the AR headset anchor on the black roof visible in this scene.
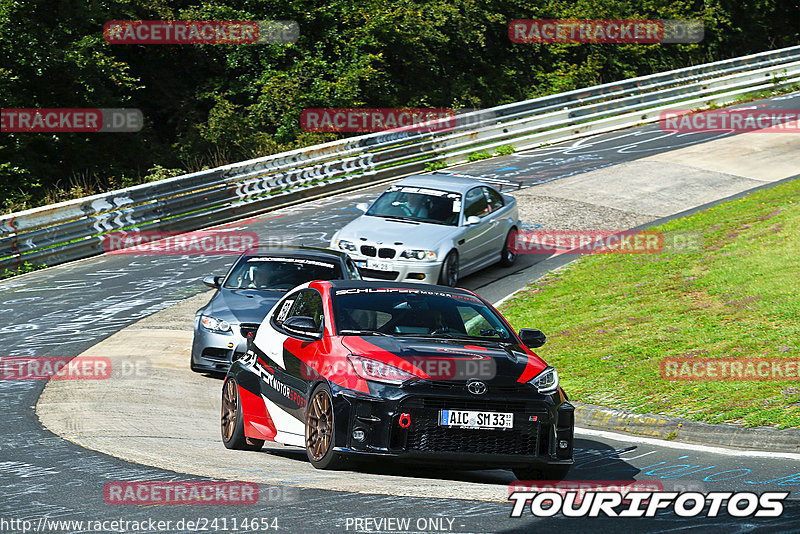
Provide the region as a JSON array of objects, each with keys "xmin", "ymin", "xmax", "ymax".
[
  {"xmin": 240, "ymin": 246, "xmax": 350, "ymax": 262},
  {"xmin": 326, "ymin": 279, "xmax": 475, "ymax": 295}
]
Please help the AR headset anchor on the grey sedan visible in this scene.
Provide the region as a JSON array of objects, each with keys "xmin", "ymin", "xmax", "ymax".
[
  {"xmin": 190, "ymin": 246, "xmax": 360, "ymax": 373},
  {"xmin": 330, "ymin": 174, "xmax": 520, "ymax": 286}
]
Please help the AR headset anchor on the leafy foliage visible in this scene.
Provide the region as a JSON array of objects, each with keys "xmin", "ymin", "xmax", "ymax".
[{"xmin": 2, "ymin": 0, "xmax": 798, "ymax": 212}]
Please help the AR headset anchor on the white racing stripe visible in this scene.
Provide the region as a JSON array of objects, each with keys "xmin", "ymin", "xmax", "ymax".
[{"xmin": 576, "ymin": 426, "xmax": 800, "ymax": 460}]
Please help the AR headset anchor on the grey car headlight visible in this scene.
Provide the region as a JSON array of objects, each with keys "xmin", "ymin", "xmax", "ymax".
[
  {"xmin": 400, "ymin": 249, "xmax": 437, "ymax": 261},
  {"xmin": 200, "ymin": 315, "xmax": 232, "ymax": 333},
  {"xmin": 336, "ymin": 239, "xmax": 357, "ymax": 252},
  {"xmin": 530, "ymin": 366, "xmax": 559, "ymax": 394}
]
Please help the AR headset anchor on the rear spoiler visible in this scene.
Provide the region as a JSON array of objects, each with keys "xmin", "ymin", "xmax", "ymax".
[{"xmin": 428, "ymin": 171, "xmax": 523, "ymax": 192}]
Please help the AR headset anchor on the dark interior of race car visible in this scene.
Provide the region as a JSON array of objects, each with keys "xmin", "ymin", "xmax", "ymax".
[{"xmin": 334, "ymin": 293, "xmax": 509, "ymax": 339}]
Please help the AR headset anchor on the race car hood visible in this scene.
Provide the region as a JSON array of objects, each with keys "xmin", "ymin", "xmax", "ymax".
[
  {"xmin": 338, "ymin": 215, "xmax": 456, "ymax": 249},
  {"xmin": 199, "ymin": 288, "xmax": 284, "ymax": 325},
  {"xmin": 340, "ymin": 335, "xmax": 548, "ymax": 384}
]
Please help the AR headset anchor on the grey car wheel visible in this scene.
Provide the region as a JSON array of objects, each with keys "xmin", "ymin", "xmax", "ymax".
[
  {"xmin": 500, "ymin": 227, "xmax": 519, "ymax": 267},
  {"xmin": 438, "ymin": 251, "xmax": 459, "ymax": 286}
]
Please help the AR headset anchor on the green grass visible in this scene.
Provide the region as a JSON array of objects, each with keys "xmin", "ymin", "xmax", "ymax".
[
  {"xmin": 1, "ymin": 261, "xmax": 46, "ymax": 280},
  {"xmin": 500, "ymin": 179, "xmax": 800, "ymax": 428}
]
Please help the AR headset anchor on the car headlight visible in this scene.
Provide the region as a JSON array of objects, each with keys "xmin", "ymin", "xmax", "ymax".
[
  {"xmin": 530, "ymin": 366, "xmax": 559, "ymax": 394},
  {"xmin": 400, "ymin": 249, "xmax": 437, "ymax": 261},
  {"xmin": 200, "ymin": 315, "xmax": 232, "ymax": 333},
  {"xmin": 336, "ymin": 239, "xmax": 357, "ymax": 252},
  {"xmin": 347, "ymin": 355, "xmax": 416, "ymax": 385}
]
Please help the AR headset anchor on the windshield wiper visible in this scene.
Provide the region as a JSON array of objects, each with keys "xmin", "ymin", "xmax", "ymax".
[
  {"xmin": 398, "ymin": 332, "xmax": 473, "ymax": 340},
  {"xmin": 339, "ymin": 329, "xmax": 392, "ymax": 336}
]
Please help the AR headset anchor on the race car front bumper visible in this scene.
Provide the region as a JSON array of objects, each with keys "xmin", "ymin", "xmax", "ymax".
[{"xmin": 329, "ymin": 382, "xmax": 574, "ymax": 469}]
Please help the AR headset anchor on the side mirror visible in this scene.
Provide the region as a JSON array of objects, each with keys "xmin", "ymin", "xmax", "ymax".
[
  {"xmin": 203, "ymin": 275, "xmax": 223, "ymax": 289},
  {"xmin": 519, "ymin": 328, "xmax": 546, "ymax": 348},
  {"xmin": 356, "ymin": 202, "xmax": 369, "ymax": 213},
  {"xmin": 283, "ymin": 316, "xmax": 321, "ymax": 338},
  {"xmin": 465, "ymin": 215, "xmax": 481, "ymax": 226}
]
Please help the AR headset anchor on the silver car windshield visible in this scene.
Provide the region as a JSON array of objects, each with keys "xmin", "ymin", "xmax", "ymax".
[
  {"xmin": 332, "ymin": 288, "xmax": 512, "ymax": 340},
  {"xmin": 224, "ymin": 257, "xmax": 342, "ymax": 290},
  {"xmin": 366, "ymin": 186, "xmax": 462, "ymax": 225}
]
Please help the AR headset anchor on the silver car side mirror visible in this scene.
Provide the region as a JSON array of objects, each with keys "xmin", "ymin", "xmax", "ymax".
[
  {"xmin": 356, "ymin": 202, "xmax": 369, "ymax": 212},
  {"xmin": 465, "ymin": 215, "xmax": 481, "ymax": 225}
]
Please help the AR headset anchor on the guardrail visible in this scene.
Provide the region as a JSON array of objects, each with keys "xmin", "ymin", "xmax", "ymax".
[{"xmin": 3, "ymin": 45, "xmax": 800, "ymax": 271}]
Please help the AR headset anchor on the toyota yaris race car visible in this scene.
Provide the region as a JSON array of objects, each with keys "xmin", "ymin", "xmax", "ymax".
[{"xmin": 221, "ymin": 280, "xmax": 573, "ymax": 479}]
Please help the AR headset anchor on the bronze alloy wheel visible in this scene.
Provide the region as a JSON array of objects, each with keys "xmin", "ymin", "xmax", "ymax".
[
  {"xmin": 306, "ymin": 388, "xmax": 334, "ymax": 462},
  {"xmin": 221, "ymin": 378, "xmax": 238, "ymax": 442}
]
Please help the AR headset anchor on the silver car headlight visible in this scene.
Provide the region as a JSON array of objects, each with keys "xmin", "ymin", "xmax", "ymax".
[
  {"xmin": 200, "ymin": 315, "xmax": 232, "ymax": 333},
  {"xmin": 336, "ymin": 239, "xmax": 357, "ymax": 252},
  {"xmin": 400, "ymin": 249, "xmax": 437, "ymax": 261},
  {"xmin": 530, "ymin": 366, "xmax": 559, "ymax": 394}
]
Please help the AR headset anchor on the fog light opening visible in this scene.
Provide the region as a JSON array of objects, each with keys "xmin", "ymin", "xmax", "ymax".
[
  {"xmin": 352, "ymin": 429, "xmax": 366, "ymax": 442},
  {"xmin": 405, "ymin": 273, "xmax": 425, "ymax": 280}
]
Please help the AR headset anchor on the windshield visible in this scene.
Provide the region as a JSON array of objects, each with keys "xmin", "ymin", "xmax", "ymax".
[
  {"xmin": 365, "ymin": 185, "xmax": 461, "ymax": 225},
  {"xmin": 224, "ymin": 257, "xmax": 342, "ymax": 290},
  {"xmin": 332, "ymin": 287, "xmax": 512, "ymax": 340}
]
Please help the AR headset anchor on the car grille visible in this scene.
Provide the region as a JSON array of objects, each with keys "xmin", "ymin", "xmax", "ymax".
[
  {"xmin": 406, "ymin": 417, "xmax": 539, "ymax": 455},
  {"xmin": 239, "ymin": 323, "xmax": 260, "ymax": 339},
  {"xmin": 378, "ymin": 247, "xmax": 396, "ymax": 259},
  {"xmin": 360, "ymin": 245, "xmax": 377, "ymax": 257},
  {"xmin": 359, "ymin": 268, "xmax": 399, "ymax": 280},
  {"xmin": 403, "ymin": 396, "xmax": 527, "ymax": 413}
]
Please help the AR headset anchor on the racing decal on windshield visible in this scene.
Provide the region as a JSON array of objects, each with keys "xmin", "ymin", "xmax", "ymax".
[
  {"xmin": 334, "ymin": 287, "xmax": 481, "ymax": 303},
  {"xmin": 247, "ymin": 257, "xmax": 335, "ymax": 268},
  {"xmin": 386, "ymin": 185, "xmax": 460, "ymax": 198}
]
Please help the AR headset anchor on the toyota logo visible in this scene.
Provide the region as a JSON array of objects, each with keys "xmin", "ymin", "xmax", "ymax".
[{"xmin": 466, "ymin": 380, "xmax": 487, "ymax": 395}]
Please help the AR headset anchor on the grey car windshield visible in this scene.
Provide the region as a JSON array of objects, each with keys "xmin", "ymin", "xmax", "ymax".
[
  {"xmin": 333, "ymin": 288, "xmax": 511, "ymax": 340},
  {"xmin": 366, "ymin": 186, "xmax": 461, "ymax": 225},
  {"xmin": 225, "ymin": 257, "xmax": 342, "ymax": 290}
]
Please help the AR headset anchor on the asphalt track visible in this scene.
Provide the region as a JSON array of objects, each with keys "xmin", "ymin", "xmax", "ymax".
[{"xmin": 2, "ymin": 93, "xmax": 800, "ymax": 533}]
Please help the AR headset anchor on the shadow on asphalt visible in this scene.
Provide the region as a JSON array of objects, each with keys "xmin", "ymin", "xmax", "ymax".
[{"xmin": 259, "ymin": 438, "xmax": 641, "ymax": 486}]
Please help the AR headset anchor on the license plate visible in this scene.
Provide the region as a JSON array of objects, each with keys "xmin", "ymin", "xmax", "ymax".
[
  {"xmin": 439, "ymin": 409, "xmax": 513, "ymax": 429},
  {"xmin": 366, "ymin": 260, "xmax": 393, "ymax": 271}
]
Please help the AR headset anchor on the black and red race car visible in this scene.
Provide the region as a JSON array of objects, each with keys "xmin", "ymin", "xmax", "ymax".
[{"xmin": 221, "ymin": 280, "xmax": 573, "ymax": 480}]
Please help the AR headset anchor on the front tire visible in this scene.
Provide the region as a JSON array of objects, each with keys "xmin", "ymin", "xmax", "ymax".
[
  {"xmin": 221, "ymin": 377, "xmax": 264, "ymax": 451},
  {"xmin": 499, "ymin": 227, "xmax": 519, "ymax": 267},
  {"xmin": 305, "ymin": 383, "xmax": 344, "ymax": 469},
  {"xmin": 438, "ymin": 251, "xmax": 459, "ymax": 287},
  {"xmin": 512, "ymin": 464, "xmax": 571, "ymax": 481}
]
